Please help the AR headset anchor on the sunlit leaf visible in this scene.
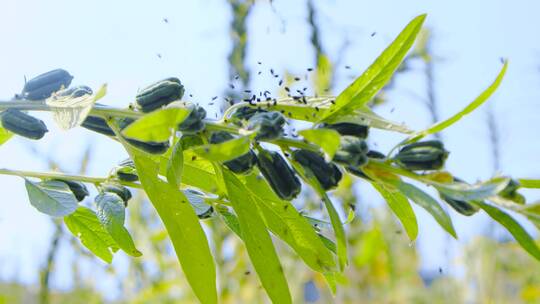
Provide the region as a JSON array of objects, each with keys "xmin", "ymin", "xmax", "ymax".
[
  {"xmin": 324, "ymin": 106, "xmax": 413, "ymax": 134},
  {"xmin": 95, "ymin": 192, "xmax": 142, "ymax": 257},
  {"xmin": 320, "ymin": 14, "xmax": 427, "ymax": 121},
  {"xmin": 371, "ymin": 182, "xmax": 418, "ymax": 240},
  {"xmin": 519, "ymin": 179, "xmax": 540, "ymax": 189},
  {"xmin": 402, "ymin": 61, "xmax": 508, "ymax": 145},
  {"xmin": 122, "ymin": 104, "xmax": 191, "ymax": 142},
  {"xmin": 24, "ymin": 179, "xmax": 78, "ymax": 217},
  {"xmin": 395, "ymin": 181, "xmax": 457, "ymax": 238},
  {"xmin": 474, "ymin": 201, "xmax": 540, "ymax": 261},
  {"xmin": 191, "ymin": 136, "xmax": 251, "ymax": 162},
  {"xmin": 64, "ymin": 206, "xmax": 119, "ymax": 263},
  {"xmin": 128, "ymin": 147, "xmax": 217, "ymax": 304},
  {"xmin": 435, "ymin": 177, "xmax": 510, "ymax": 202},
  {"xmin": 299, "ymin": 128, "xmax": 340, "ymax": 158},
  {"xmin": 222, "ymin": 169, "xmax": 292, "ymax": 304},
  {"xmin": 0, "ymin": 122, "xmax": 13, "ymax": 147},
  {"xmin": 166, "ymin": 139, "xmax": 183, "ymax": 188}
]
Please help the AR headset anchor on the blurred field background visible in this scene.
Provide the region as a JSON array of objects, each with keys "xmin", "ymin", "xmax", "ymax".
[{"xmin": 0, "ymin": 0, "xmax": 539, "ymax": 303}]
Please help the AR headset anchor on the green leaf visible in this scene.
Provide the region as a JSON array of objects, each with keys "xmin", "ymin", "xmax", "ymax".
[
  {"xmin": 191, "ymin": 136, "xmax": 251, "ymax": 162},
  {"xmin": 290, "ymin": 161, "xmax": 348, "ymax": 271},
  {"xmin": 320, "ymin": 14, "xmax": 427, "ymax": 121},
  {"xmin": 0, "ymin": 123, "xmax": 13, "ymax": 147},
  {"xmin": 64, "ymin": 206, "xmax": 119, "ymax": 263},
  {"xmin": 474, "ymin": 201, "xmax": 540, "ymax": 261},
  {"xmin": 217, "ymin": 207, "xmax": 243, "ymax": 238},
  {"xmin": 222, "ymin": 169, "xmax": 292, "ymax": 304},
  {"xmin": 122, "ymin": 105, "xmax": 191, "ymax": 142},
  {"xmin": 240, "ymin": 98, "xmax": 332, "ymax": 122},
  {"xmin": 128, "ymin": 148, "xmax": 217, "ymax": 304},
  {"xmin": 182, "ymin": 190, "xmax": 213, "ymax": 218},
  {"xmin": 395, "ymin": 181, "xmax": 457, "ymax": 238},
  {"xmin": 299, "ymin": 128, "xmax": 340, "ymax": 158},
  {"xmin": 95, "ymin": 192, "xmax": 142, "ymax": 257},
  {"xmin": 435, "ymin": 177, "xmax": 510, "ymax": 202},
  {"xmin": 519, "ymin": 179, "xmax": 540, "ymax": 189},
  {"xmin": 402, "ymin": 61, "xmax": 508, "ymax": 145},
  {"xmin": 242, "ymin": 173, "xmax": 336, "ymax": 273},
  {"xmin": 24, "ymin": 179, "xmax": 78, "ymax": 217},
  {"xmin": 324, "ymin": 106, "xmax": 413, "ymax": 134},
  {"xmin": 371, "ymin": 182, "xmax": 418, "ymax": 240},
  {"xmin": 166, "ymin": 139, "xmax": 183, "ymax": 188},
  {"xmin": 46, "ymin": 84, "xmax": 106, "ymax": 130}
]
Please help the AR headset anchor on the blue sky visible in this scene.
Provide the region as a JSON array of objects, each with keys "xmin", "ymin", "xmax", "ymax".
[{"xmin": 0, "ymin": 0, "xmax": 539, "ymax": 296}]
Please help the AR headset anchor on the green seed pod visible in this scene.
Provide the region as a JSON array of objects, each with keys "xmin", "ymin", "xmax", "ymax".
[
  {"xmin": 125, "ymin": 138, "xmax": 170, "ymax": 154},
  {"xmin": 320, "ymin": 122, "xmax": 369, "ymax": 139},
  {"xmin": 136, "ymin": 77, "xmax": 185, "ymax": 113},
  {"xmin": 257, "ymin": 150, "xmax": 301, "ymax": 200},
  {"xmin": 113, "ymin": 159, "xmax": 138, "ymax": 182},
  {"xmin": 230, "ymin": 106, "xmax": 266, "ymax": 125},
  {"xmin": 0, "ymin": 109, "xmax": 48, "ymax": 140},
  {"xmin": 499, "ymin": 179, "xmax": 525, "ymax": 204},
  {"xmin": 367, "ymin": 150, "xmax": 386, "ymax": 159},
  {"xmin": 333, "ymin": 136, "xmax": 368, "ymax": 167},
  {"xmin": 394, "ymin": 140, "xmax": 448, "ymax": 171},
  {"xmin": 178, "ymin": 106, "xmax": 206, "ymax": 134},
  {"xmin": 55, "ymin": 85, "xmax": 93, "ymax": 98},
  {"xmin": 22, "ymin": 69, "xmax": 74, "ymax": 100},
  {"xmin": 209, "ymin": 131, "xmax": 257, "ymax": 174},
  {"xmin": 440, "ymin": 194, "xmax": 480, "ymax": 216},
  {"xmin": 247, "ymin": 111, "xmax": 285, "ymax": 140},
  {"xmin": 52, "ymin": 179, "xmax": 89, "ymax": 202},
  {"xmin": 292, "ymin": 149, "xmax": 342, "ymax": 190},
  {"xmin": 81, "ymin": 116, "xmax": 115, "ymax": 136},
  {"xmin": 346, "ymin": 166, "xmax": 370, "ymax": 180},
  {"xmin": 102, "ymin": 183, "xmax": 132, "ymax": 206},
  {"xmin": 180, "ymin": 134, "xmax": 204, "ymax": 149}
]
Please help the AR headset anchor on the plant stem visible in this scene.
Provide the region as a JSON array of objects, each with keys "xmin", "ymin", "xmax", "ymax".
[{"xmin": 0, "ymin": 168, "xmax": 143, "ymax": 188}]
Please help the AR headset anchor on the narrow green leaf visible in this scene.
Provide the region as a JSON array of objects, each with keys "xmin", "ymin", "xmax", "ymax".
[
  {"xmin": 191, "ymin": 136, "xmax": 250, "ymax": 162},
  {"xmin": 0, "ymin": 122, "xmax": 13, "ymax": 147},
  {"xmin": 474, "ymin": 201, "xmax": 540, "ymax": 261},
  {"xmin": 128, "ymin": 148, "xmax": 217, "ymax": 304},
  {"xmin": 320, "ymin": 14, "xmax": 427, "ymax": 121},
  {"xmin": 222, "ymin": 169, "xmax": 292, "ymax": 304},
  {"xmin": 243, "ymin": 173, "xmax": 336, "ymax": 273},
  {"xmin": 299, "ymin": 128, "xmax": 340, "ymax": 158},
  {"xmin": 25, "ymin": 179, "xmax": 78, "ymax": 217},
  {"xmin": 519, "ymin": 179, "xmax": 540, "ymax": 189},
  {"xmin": 435, "ymin": 177, "xmax": 510, "ymax": 202},
  {"xmin": 290, "ymin": 161, "xmax": 348, "ymax": 271},
  {"xmin": 241, "ymin": 98, "xmax": 332, "ymax": 122},
  {"xmin": 64, "ymin": 206, "xmax": 119, "ymax": 263},
  {"xmin": 166, "ymin": 139, "xmax": 183, "ymax": 188},
  {"xmin": 217, "ymin": 207, "xmax": 243, "ymax": 238},
  {"xmin": 395, "ymin": 181, "xmax": 457, "ymax": 238},
  {"xmin": 403, "ymin": 61, "xmax": 508, "ymax": 145},
  {"xmin": 372, "ymin": 182, "xmax": 418, "ymax": 240},
  {"xmin": 122, "ymin": 105, "xmax": 191, "ymax": 142},
  {"xmin": 95, "ymin": 192, "xmax": 142, "ymax": 257}
]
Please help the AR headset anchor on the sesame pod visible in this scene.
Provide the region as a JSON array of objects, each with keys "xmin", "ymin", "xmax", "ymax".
[
  {"xmin": 55, "ymin": 85, "xmax": 93, "ymax": 98},
  {"xmin": 247, "ymin": 111, "xmax": 285, "ymax": 140},
  {"xmin": 394, "ymin": 140, "xmax": 448, "ymax": 171},
  {"xmin": 209, "ymin": 131, "xmax": 257, "ymax": 174},
  {"xmin": 113, "ymin": 159, "xmax": 138, "ymax": 182},
  {"xmin": 346, "ymin": 166, "xmax": 370, "ymax": 180},
  {"xmin": 367, "ymin": 150, "xmax": 386, "ymax": 159},
  {"xmin": 332, "ymin": 136, "xmax": 368, "ymax": 167},
  {"xmin": 292, "ymin": 149, "xmax": 342, "ymax": 190},
  {"xmin": 440, "ymin": 194, "xmax": 480, "ymax": 216},
  {"xmin": 0, "ymin": 109, "xmax": 48, "ymax": 139},
  {"xmin": 178, "ymin": 106, "xmax": 206, "ymax": 134},
  {"xmin": 499, "ymin": 179, "xmax": 525, "ymax": 204},
  {"xmin": 136, "ymin": 77, "xmax": 185, "ymax": 113},
  {"xmin": 102, "ymin": 183, "xmax": 132, "ymax": 206},
  {"xmin": 257, "ymin": 150, "xmax": 301, "ymax": 200},
  {"xmin": 52, "ymin": 179, "xmax": 89, "ymax": 202},
  {"xmin": 230, "ymin": 106, "xmax": 266, "ymax": 125},
  {"xmin": 81, "ymin": 116, "xmax": 115, "ymax": 136},
  {"xmin": 180, "ymin": 134, "xmax": 204, "ymax": 149},
  {"xmin": 22, "ymin": 69, "xmax": 73, "ymax": 100},
  {"xmin": 319, "ymin": 122, "xmax": 369, "ymax": 139},
  {"xmin": 125, "ymin": 138, "xmax": 170, "ymax": 154}
]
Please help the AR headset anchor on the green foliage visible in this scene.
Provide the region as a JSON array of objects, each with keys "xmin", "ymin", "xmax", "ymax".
[{"xmin": 1, "ymin": 13, "xmax": 539, "ymax": 303}]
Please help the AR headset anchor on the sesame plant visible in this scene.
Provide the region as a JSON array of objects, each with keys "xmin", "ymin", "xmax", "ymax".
[{"xmin": 0, "ymin": 14, "xmax": 539, "ymax": 304}]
